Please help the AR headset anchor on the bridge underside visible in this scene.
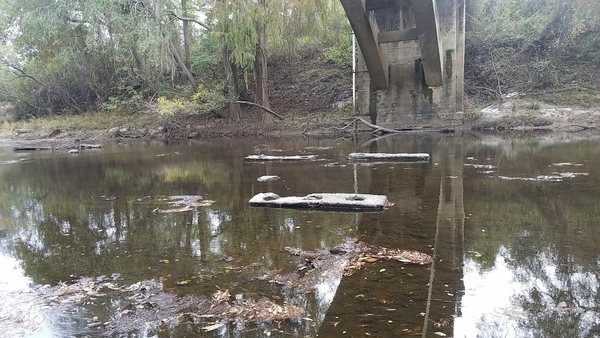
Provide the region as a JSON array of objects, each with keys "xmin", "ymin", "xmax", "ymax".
[{"xmin": 341, "ymin": 0, "xmax": 465, "ymax": 128}]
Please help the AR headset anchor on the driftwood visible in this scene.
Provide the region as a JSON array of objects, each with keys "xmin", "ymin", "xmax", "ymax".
[
  {"xmin": 343, "ymin": 117, "xmax": 452, "ymax": 134},
  {"xmin": 570, "ymin": 124, "xmax": 595, "ymax": 132},
  {"xmin": 236, "ymin": 100, "xmax": 284, "ymax": 120},
  {"xmin": 348, "ymin": 117, "xmax": 403, "ymax": 134},
  {"xmin": 13, "ymin": 143, "xmax": 102, "ymax": 152},
  {"xmin": 13, "ymin": 146, "xmax": 52, "ymax": 151}
]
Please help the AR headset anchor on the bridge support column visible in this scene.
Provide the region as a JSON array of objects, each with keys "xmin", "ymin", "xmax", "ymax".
[{"xmin": 351, "ymin": 0, "xmax": 465, "ymax": 128}]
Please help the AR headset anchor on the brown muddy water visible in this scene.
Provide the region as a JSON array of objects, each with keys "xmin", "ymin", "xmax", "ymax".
[{"xmin": 0, "ymin": 134, "xmax": 599, "ymax": 338}]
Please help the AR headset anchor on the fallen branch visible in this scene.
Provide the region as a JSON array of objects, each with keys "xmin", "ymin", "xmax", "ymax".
[
  {"xmin": 13, "ymin": 146, "xmax": 52, "ymax": 151},
  {"xmin": 235, "ymin": 100, "xmax": 284, "ymax": 120},
  {"xmin": 344, "ymin": 117, "xmax": 453, "ymax": 135},
  {"xmin": 346, "ymin": 117, "xmax": 402, "ymax": 134},
  {"xmin": 570, "ymin": 124, "xmax": 595, "ymax": 132}
]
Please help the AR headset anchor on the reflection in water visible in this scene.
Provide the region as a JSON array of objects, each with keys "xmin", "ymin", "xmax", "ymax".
[
  {"xmin": 1, "ymin": 136, "xmax": 600, "ymax": 337},
  {"xmin": 457, "ymin": 250, "xmax": 524, "ymax": 338},
  {"xmin": 0, "ymin": 253, "xmax": 50, "ymax": 337},
  {"xmin": 456, "ymin": 137, "xmax": 600, "ymax": 338},
  {"xmin": 457, "ymin": 246, "xmax": 600, "ymax": 338}
]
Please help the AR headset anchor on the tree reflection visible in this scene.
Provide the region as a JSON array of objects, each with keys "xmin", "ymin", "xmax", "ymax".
[{"xmin": 460, "ymin": 138, "xmax": 600, "ymax": 338}]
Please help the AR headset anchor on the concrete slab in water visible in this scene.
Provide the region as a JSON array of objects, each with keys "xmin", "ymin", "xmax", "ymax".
[
  {"xmin": 245, "ymin": 154, "xmax": 317, "ymax": 162},
  {"xmin": 348, "ymin": 152, "xmax": 430, "ymax": 162},
  {"xmin": 249, "ymin": 192, "xmax": 388, "ymax": 212}
]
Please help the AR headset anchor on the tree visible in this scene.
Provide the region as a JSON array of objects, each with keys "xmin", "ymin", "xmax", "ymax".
[
  {"xmin": 465, "ymin": 0, "xmax": 600, "ymax": 100},
  {"xmin": 206, "ymin": 0, "xmax": 348, "ymax": 126},
  {"xmin": 0, "ymin": 0, "xmax": 197, "ymax": 118}
]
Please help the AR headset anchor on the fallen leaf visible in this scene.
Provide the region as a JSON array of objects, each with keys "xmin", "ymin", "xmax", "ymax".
[
  {"xmin": 159, "ymin": 259, "xmax": 169, "ymax": 264},
  {"xmin": 202, "ymin": 323, "xmax": 225, "ymax": 332}
]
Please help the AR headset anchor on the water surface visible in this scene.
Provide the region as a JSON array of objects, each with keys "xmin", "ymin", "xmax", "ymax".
[{"xmin": 0, "ymin": 134, "xmax": 599, "ymax": 337}]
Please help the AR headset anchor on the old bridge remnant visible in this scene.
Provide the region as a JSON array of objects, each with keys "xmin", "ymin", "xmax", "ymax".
[{"xmin": 341, "ymin": 0, "xmax": 465, "ymax": 128}]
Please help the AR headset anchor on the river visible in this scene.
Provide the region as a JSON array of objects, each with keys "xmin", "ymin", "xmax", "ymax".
[{"xmin": 1, "ymin": 133, "xmax": 599, "ymax": 337}]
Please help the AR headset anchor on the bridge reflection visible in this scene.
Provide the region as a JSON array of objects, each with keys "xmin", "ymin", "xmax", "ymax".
[{"xmin": 319, "ymin": 136, "xmax": 465, "ymax": 337}]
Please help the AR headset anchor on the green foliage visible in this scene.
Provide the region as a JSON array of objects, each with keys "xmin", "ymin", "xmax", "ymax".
[
  {"xmin": 100, "ymin": 97, "xmax": 121, "ymax": 112},
  {"xmin": 546, "ymin": 88, "xmax": 600, "ymax": 107},
  {"xmin": 464, "ymin": 107, "xmax": 483, "ymax": 122},
  {"xmin": 468, "ymin": 0, "xmax": 555, "ymax": 46},
  {"xmin": 190, "ymin": 84, "xmax": 227, "ymax": 112},
  {"xmin": 525, "ymin": 101, "xmax": 542, "ymax": 110},
  {"xmin": 157, "ymin": 97, "xmax": 195, "ymax": 117},
  {"xmin": 0, "ymin": 0, "xmax": 181, "ymax": 118},
  {"xmin": 466, "ymin": 0, "xmax": 600, "ymax": 101},
  {"xmin": 324, "ymin": 36, "xmax": 352, "ymax": 66},
  {"xmin": 268, "ymin": 0, "xmax": 350, "ymax": 59}
]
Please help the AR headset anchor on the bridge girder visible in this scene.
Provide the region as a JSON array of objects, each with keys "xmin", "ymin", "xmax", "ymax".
[
  {"xmin": 341, "ymin": 0, "xmax": 444, "ymax": 88},
  {"xmin": 340, "ymin": 0, "xmax": 389, "ymax": 89}
]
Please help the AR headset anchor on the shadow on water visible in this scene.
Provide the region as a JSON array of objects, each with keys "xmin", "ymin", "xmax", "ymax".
[{"xmin": 0, "ymin": 134, "xmax": 599, "ymax": 337}]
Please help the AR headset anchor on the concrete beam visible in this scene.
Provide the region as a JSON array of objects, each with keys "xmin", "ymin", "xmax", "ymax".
[
  {"xmin": 340, "ymin": 0, "xmax": 389, "ymax": 89},
  {"xmin": 365, "ymin": 0, "xmax": 410, "ymax": 11},
  {"xmin": 412, "ymin": 0, "xmax": 444, "ymax": 86},
  {"xmin": 378, "ymin": 28, "xmax": 418, "ymax": 43}
]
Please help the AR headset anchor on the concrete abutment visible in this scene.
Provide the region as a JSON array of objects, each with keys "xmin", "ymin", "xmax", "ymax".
[{"xmin": 343, "ymin": 0, "xmax": 466, "ymax": 128}]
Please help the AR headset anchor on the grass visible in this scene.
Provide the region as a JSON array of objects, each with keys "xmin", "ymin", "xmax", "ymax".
[
  {"xmin": 524, "ymin": 101, "xmax": 542, "ymax": 110},
  {"xmin": 464, "ymin": 107, "xmax": 483, "ymax": 122},
  {"xmin": 549, "ymin": 89, "xmax": 600, "ymax": 108},
  {"xmin": 0, "ymin": 110, "xmax": 159, "ymax": 136}
]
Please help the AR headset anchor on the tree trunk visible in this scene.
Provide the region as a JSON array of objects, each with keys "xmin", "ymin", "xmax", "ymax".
[
  {"xmin": 181, "ymin": 0, "xmax": 192, "ymax": 70},
  {"xmin": 131, "ymin": 44, "xmax": 144, "ymax": 72},
  {"xmin": 169, "ymin": 39, "xmax": 197, "ymax": 88},
  {"xmin": 255, "ymin": 0, "xmax": 272, "ymax": 126},
  {"xmin": 223, "ymin": 48, "xmax": 241, "ymax": 121}
]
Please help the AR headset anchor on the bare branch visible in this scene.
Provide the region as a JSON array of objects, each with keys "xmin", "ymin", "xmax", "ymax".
[
  {"xmin": 1, "ymin": 59, "xmax": 83, "ymax": 113},
  {"xmin": 235, "ymin": 100, "xmax": 284, "ymax": 120},
  {"xmin": 169, "ymin": 11, "xmax": 210, "ymax": 30}
]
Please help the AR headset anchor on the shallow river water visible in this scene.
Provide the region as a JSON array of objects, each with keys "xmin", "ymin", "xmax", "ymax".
[{"xmin": 1, "ymin": 133, "xmax": 600, "ymax": 337}]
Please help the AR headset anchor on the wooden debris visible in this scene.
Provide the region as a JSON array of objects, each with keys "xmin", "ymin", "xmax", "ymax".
[
  {"xmin": 344, "ymin": 246, "xmax": 433, "ymax": 276},
  {"xmin": 45, "ymin": 277, "xmax": 304, "ymax": 335},
  {"xmin": 150, "ymin": 195, "xmax": 215, "ymax": 214},
  {"xmin": 13, "ymin": 146, "xmax": 52, "ymax": 151},
  {"xmin": 13, "ymin": 143, "xmax": 102, "ymax": 151},
  {"xmin": 268, "ymin": 239, "xmax": 432, "ymax": 291},
  {"xmin": 342, "ymin": 117, "xmax": 451, "ymax": 134}
]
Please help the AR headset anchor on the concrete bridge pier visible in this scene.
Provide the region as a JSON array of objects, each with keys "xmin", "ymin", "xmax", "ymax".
[{"xmin": 342, "ymin": 0, "xmax": 466, "ymax": 128}]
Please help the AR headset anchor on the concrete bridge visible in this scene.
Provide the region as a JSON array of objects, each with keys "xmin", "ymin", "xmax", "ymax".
[{"xmin": 341, "ymin": 0, "xmax": 466, "ymax": 128}]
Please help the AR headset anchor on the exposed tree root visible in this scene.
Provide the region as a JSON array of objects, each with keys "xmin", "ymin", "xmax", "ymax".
[{"xmin": 342, "ymin": 117, "xmax": 452, "ymax": 135}]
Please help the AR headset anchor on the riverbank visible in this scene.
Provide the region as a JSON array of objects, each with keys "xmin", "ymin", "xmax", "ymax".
[{"xmin": 2, "ymin": 97, "xmax": 600, "ymax": 146}]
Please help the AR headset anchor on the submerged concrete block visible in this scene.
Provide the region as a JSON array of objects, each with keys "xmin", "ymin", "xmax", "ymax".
[
  {"xmin": 348, "ymin": 152, "xmax": 430, "ymax": 162},
  {"xmin": 249, "ymin": 193, "xmax": 389, "ymax": 212}
]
